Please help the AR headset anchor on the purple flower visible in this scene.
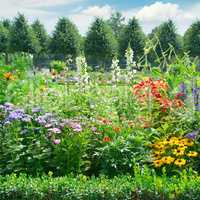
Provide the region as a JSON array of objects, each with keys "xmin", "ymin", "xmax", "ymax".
[
  {"xmin": 2, "ymin": 102, "xmax": 14, "ymax": 112},
  {"xmin": 36, "ymin": 116, "xmax": 46, "ymax": 125},
  {"xmin": 192, "ymin": 87, "xmax": 200, "ymax": 111},
  {"xmin": 69, "ymin": 122, "xmax": 82, "ymax": 132},
  {"xmin": 21, "ymin": 114, "xmax": 32, "ymax": 122},
  {"xmin": 91, "ymin": 127, "xmax": 97, "ymax": 132},
  {"xmin": 48, "ymin": 128, "xmax": 61, "ymax": 134},
  {"xmin": 53, "ymin": 139, "xmax": 61, "ymax": 145},
  {"xmin": 7, "ymin": 109, "xmax": 24, "ymax": 121},
  {"xmin": 185, "ymin": 130, "xmax": 199, "ymax": 140},
  {"xmin": 179, "ymin": 82, "xmax": 187, "ymax": 94}
]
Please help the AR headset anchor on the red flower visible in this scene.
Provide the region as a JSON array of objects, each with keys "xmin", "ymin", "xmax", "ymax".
[
  {"xmin": 175, "ymin": 92, "xmax": 185, "ymax": 100},
  {"xmin": 174, "ymin": 99, "xmax": 184, "ymax": 108},
  {"xmin": 103, "ymin": 136, "xmax": 111, "ymax": 142}
]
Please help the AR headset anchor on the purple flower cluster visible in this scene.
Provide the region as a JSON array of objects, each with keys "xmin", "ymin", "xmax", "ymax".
[
  {"xmin": 1, "ymin": 103, "xmax": 32, "ymax": 124},
  {"xmin": 179, "ymin": 82, "xmax": 187, "ymax": 94},
  {"xmin": 68, "ymin": 122, "xmax": 82, "ymax": 132},
  {"xmin": 185, "ymin": 130, "xmax": 199, "ymax": 140},
  {"xmin": 192, "ymin": 87, "xmax": 200, "ymax": 111},
  {"xmin": 0, "ymin": 103, "xmax": 84, "ymax": 145}
]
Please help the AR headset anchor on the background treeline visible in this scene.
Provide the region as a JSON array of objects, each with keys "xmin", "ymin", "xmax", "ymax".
[{"xmin": 0, "ymin": 12, "xmax": 200, "ymax": 69}]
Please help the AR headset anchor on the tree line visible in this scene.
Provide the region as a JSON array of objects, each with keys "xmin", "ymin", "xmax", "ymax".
[{"xmin": 0, "ymin": 13, "xmax": 199, "ymax": 69}]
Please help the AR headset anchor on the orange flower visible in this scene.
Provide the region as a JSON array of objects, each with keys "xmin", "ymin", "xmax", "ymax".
[
  {"xmin": 103, "ymin": 136, "xmax": 111, "ymax": 142},
  {"xmin": 3, "ymin": 72, "xmax": 14, "ymax": 80},
  {"xmin": 113, "ymin": 126, "xmax": 121, "ymax": 133},
  {"xmin": 97, "ymin": 117, "xmax": 112, "ymax": 125},
  {"xmin": 174, "ymin": 99, "xmax": 184, "ymax": 108}
]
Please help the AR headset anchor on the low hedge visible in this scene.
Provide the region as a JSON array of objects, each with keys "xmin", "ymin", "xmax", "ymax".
[{"xmin": 1, "ymin": 169, "xmax": 200, "ymax": 200}]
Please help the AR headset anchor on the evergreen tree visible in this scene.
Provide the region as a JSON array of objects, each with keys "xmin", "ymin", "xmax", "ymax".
[
  {"xmin": 151, "ymin": 20, "xmax": 182, "ymax": 58},
  {"xmin": 107, "ymin": 12, "xmax": 125, "ymax": 41},
  {"xmin": 184, "ymin": 21, "xmax": 200, "ymax": 58},
  {"xmin": 2, "ymin": 19, "xmax": 12, "ymax": 30},
  {"xmin": 84, "ymin": 18, "xmax": 118, "ymax": 68},
  {"xmin": 120, "ymin": 17, "xmax": 145, "ymax": 62},
  {"xmin": 32, "ymin": 19, "xmax": 49, "ymax": 56},
  {"xmin": 0, "ymin": 23, "xmax": 10, "ymax": 63},
  {"xmin": 49, "ymin": 17, "xmax": 81, "ymax": 59},
  {"xmin": 10, "ymin": 14, "xmax": 40, "ymax": 54}
]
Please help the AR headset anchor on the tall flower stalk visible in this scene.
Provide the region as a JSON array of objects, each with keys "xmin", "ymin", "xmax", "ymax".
[
  {"xmin": 192, "ymin": 79, "xmax": 200, "ymax": 111},
  {"xmin": 111, "ymin": 57, "xmax": 121, "ymax": 85},
  {"xmin": 76, "ymin": 55, "xmax": 90, "ymax": 92},
  {"xmin": 125, "ymin": 45, "xmax": 136, "ymax": 84}
]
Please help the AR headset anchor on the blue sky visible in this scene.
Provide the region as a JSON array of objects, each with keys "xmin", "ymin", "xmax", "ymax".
[{"xmin": 0, "ymin": 0, "xmax": 199, "ymax": 35}]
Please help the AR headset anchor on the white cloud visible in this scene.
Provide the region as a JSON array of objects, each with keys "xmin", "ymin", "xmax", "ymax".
[
  {"xmin": 122, "ymin": 1, "xmax": 200, "ymax": 34},
  {"xmin": 81, "ymin": 5, "xmax": 114, "ymax": 17},
  {"xmin": 70, "ymin": 5, "xmax": 114, "ymax": 34},
  {"xmin": 0, "ymin": 1, "xmax": 199, "ymax": 35}
]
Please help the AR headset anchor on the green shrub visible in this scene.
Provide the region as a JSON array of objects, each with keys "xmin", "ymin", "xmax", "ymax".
[
  {"xmin": 50, "ymin": 60, "xmax": 66, "ymax": 73},
  {"xmin": 0, "ymin": 103, "xmax": 88, "ymax": 176},
  {"xmin": 0, "ymin": 167, "xmax": 200, "ymax": 200}
]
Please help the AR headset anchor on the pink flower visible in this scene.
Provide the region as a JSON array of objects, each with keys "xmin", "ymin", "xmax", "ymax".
[{"xmin": 53, "ymin": 139, "xmax": 61, "ymax": 145}]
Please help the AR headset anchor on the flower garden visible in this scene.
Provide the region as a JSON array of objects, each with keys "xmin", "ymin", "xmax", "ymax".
[{"xmin": 0, "ymin": 51, "xmax": 200, "ymax": 199}]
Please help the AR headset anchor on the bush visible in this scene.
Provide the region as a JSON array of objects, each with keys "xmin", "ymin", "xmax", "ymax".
[
  {"xmin": 0, "ymin": 167, "xmax": 200, "ymax": 200},
  {"xmin": 50, "ymin": 60, "xmax": 67, "ymax": 73},
  {"xmin": 0, "ymin": 103, "xmax": 88, "ymax": 176}
]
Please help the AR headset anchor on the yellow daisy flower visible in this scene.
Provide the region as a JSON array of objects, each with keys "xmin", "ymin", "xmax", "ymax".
[
  {"xmin": 182, "ymin": 138, "xmax": 194, "ymax": 146},
  {"xmin": 153, "ymin": 159, "xmax": 163, "ymax": 168},
  {"xmin": 161, "ymin": 156, "xmax": 175, "ymax": 164},
  {"xmin": 187, "ymin": 151, "xmax": 198, "ymax": 157},
  {"xmin": 174, "ymin": 159, "xmax": 186, "ymax": 167},
  {"xmin": 173, "ymin": 148, "xmax": 185, "ymax": 156}
]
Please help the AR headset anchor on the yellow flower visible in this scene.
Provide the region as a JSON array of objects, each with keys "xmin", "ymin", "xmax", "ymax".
[
  {"xmin": 168, "ymin": 137, "xmax": 179, "ymax": 145},
  {"xmin": 181, "ymin": 138, "xmax": 194, "ymax": 146},
  {"xmin": 173, "ymin": 148, "xmax": 185, "ymax": 156},
  {"xmin": 48, "ymin": 171, "xmax": 53, "ymax": 177},
  {"xmin": 178, "ymin": 143, "xmax": 187, "ymax": 148},
  {"xmin": 174, "ymin": 159, "xmax": 186, "ymax": 167},
  {"xmin": 161, "ymin": 156, "xmax": 175, "ymax": 164},
  {"xmin": 153, "ymin": 159, "xmax": 163, "ymax": 167},
  {"xmin": 187, "ymin": 151, "xmax": 198, "ymax": 157},
  {"xmin": 185, "ymin": 140, "xmax": 194, "ymax": 147},
  {"xmin": 3, "ymin": 72, "xmax": 14, "ymax": 80},
  {"xmin": 152, "ymin": 152, "xmax": 160, "ymax": 159},
  {"xmin": 153, "ymin": 143, "xmax": 165, "ymax": 150}
]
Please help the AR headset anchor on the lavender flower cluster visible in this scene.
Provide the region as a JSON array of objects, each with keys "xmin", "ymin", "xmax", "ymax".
[
  {"xmin": 1, "ymin": 103, "xmax": 32, "ymax": 125},
  {"xmin": 192, "ymin": 87, "xmax": 200, "ymax": 111},
  {"xmin": 185, "ymin": 129, "xmax": 199, "ymax": 140},
  {"xmin": 0, "ymin": 103, "xmax": 83, "ymax": 145}
]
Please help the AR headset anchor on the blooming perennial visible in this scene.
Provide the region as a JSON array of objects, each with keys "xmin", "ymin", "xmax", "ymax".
[
  {"xmin": 151, "ymin": 136, "xmax": 198, "ymax": 169},
  {"xmin": 132, "ymin": 78, "xmax": 184, "ymax": 112}
]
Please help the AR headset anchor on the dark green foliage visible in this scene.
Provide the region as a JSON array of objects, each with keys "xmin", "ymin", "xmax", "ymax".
[
  {"xmin": 107, "ymin": 12, "xmax": 125, "ymax": 41},
  {"xmin": 0, "ymin": 168, "xmax": 200, "ymax": 200},
  {"xmin": 32, "ymin": 20, "xmax": 49, "ymax": 56},
  {"xmin": 84, "ymin": 18, "xmax": 118, "ymax": 68},
  {"xmin": 184, "ymin": 21, "xmax": 200, "ymax": 58},
  {"xmin": 0, "ymin": 23, "xmax": 10, "ymax": 53},
  {"xmin": 49, "ymin": 17, "xmax": 81, "ymax": 59},
  {"xmin": 2, "ymin": 19, "xmax": 12, "ymax": 30},
  {"xmin": 150, "ymin": 20, "xmax": 182, "ymax": 59},
  {"xmin": 10, "ymin": 14, "xmax": 40, "ymax": 54},
  {"xmin": 120, "ymin": 17, "xmax": 146, "ymax": 61}
]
